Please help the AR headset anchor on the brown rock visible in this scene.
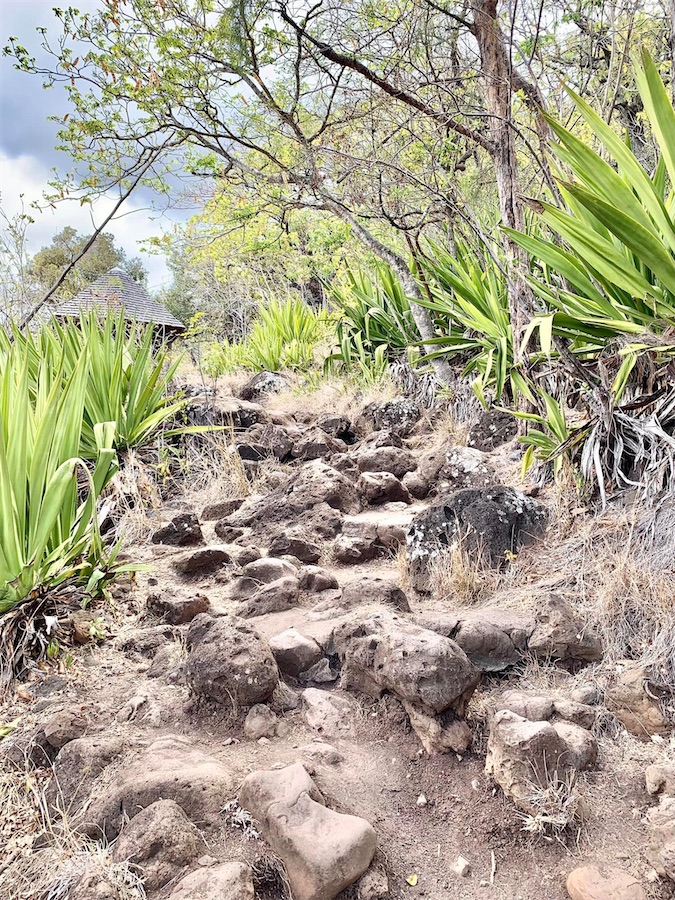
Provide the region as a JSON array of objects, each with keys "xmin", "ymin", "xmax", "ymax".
[
  {"xmin": 268, "ymin": 530, "xmax": 322, "ymax": 563},
  {"xmin": 168, "ymin": 861, "xmax": 255, "ymax": 899},
  {"xmin": 112, "ymin": 799, "xmax": 201, "ymax": 890},
  {"xmin": 529, "ymin": 595, "xmax": 602, "ymax": 663},
  {"xmin": 239, "ymin": 762, "xmax": 376, "ymax": 900},
  {"xmin": 152, "ymin": 512, "xmax": 203, "ymax": 546},
  {"xmin": 606, "ymin": 663, "xmax": 669, "ymax": 737},
  {"xmin": 171, "ymin": 546, "xmax": 232, "ymax": 576},
  {"xmin": 84, "ymin": 735, "xmax": 234, "ymax": 840},
  {"xmin": 553, "ymin": 699, "xmax": 596, "ymax": 730},
  {"xmin": 647, "ymin": 796, "xmax": 675, "ymax": 881},
  {"xmin": 356, "ymin": 446, "xmax": 417, "ymax": 478},
  {"xmin": 186, "ymin": 614, "xmax": 279, "ymax": 706},
  {"xmin": 333, "ymin": 610, "xmax": 480, "ymax": 715},
  {"xmin": 43, "ymin": 709, "xmax": 87, "ymax": 749},
  {"xmin": 147, "ymin": 591, "xmax": 210, "ymax": 624},
  {"xmin": 357, "ymin": 471, "xmax": 411, "ymax": 505},
  {"xmin": 646, "ymin": 764, "xmax": 675, "ymax": 797},
  {"xmin": 339, "ymin": 575, "xmax": 410, "ymax": 613},
  {"xmin": 566, "ymin": 864, "xmax": 645, "ymax": 899},
  {"xmin": 485, "ymin": 711, "xmax": 597, "ymax": 814},
  {"xmin": 201, "ymin": 498, "xmax": 245, "ymax": 521},
  {"xmin": 238, "ymin": 575, "xmax": 300, "ymax": 618},
  {"xmin": 302, "ymin": 688, "xmax": 357, "ymax": 738},
  {"xmin": 298, "ymin": 565, "xmax": 338, "ymax": 593},
  {"xmin": 269, "ymin": 628, "xmax": 324, "ymax": 678},
  {"xmin": 243, "ymin": 704, "xmax": 278, "ymax": 740},
  {"xmin": 46, "ymin": 735, "xmax": 125, "ymax": 815},
  {"xmin": 499, "ymin": 690, "xmax": 554, "ymax": 722}
]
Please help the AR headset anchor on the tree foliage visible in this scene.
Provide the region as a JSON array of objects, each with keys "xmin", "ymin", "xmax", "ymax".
[{"xmin": 31, "ymin": 226, "xmax": 147, "ymax": 300}]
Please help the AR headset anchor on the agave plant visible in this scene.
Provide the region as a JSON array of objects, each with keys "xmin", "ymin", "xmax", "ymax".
[
  {"xmin": 1, "ymin": 312, "xmax": 188, "ymax": 458},
  {"xmin": 329, "ymin": 261, "xmax": 421, "ymax": 358},
  {"xmin": 416, "ymin": 240, "xmax": 535, "ymax": 405},
  {"xmin": 0, "ymin": 343, "xmax": 123, "ymax": 612},
  {"xmin": 507, "ymin": 49, "xmax": 675, "ymax": 501}
]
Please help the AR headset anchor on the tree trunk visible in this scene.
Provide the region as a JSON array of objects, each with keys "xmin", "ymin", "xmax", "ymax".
[{"xmin": 471, "ymin": 0, "xmax": 530, "ymax": 365}]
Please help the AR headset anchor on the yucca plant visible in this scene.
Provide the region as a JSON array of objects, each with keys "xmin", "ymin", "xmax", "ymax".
[
  {"xmin": 329, "ymin": 261, "xmax": 420, "ymax": 359},
  {"xmin": 507, "ymin": 49, "xmax": 675, "ymax": 501},
  {"xmin": 241, "ymin": 295, "xmax": 327, "ymax": 371},
  {"xmin": 0, "ymin": 344, "xmax": 124, "ymax": 613},
  {"xmin": 416, "ymin": 240, "xmax": 534, "ymax": 405}
]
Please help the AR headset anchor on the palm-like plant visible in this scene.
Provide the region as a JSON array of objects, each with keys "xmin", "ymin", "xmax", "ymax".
[
  {"xmin": 507, "ymin": 49, "xmax": 675, "ymax": 501},
  {"xmin": 417, "ymin": 240, "xmax": 538, "ymax": 405},
  {"xmin": 0, "ymin": 343, "xmax": 121, "ymax": 613}
]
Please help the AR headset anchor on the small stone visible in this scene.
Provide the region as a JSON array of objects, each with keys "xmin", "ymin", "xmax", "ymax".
[
  {"xmin": 147, "ymin": 591, "xmax": 210, "ymax": 625},
  {"xmin": 452, "ymin": 856, "xmax": 471, "ymax": 877},
  {"xmin": 416, "ymin": 794, "xmax": 427, "ymax": 807},
  {"xmin": 152, "ymin": 512, "xmax": 203, "ymax": 547},
  {"xmin": 198, "ymin": 855, "xmax": 219, "ymax": 866},
  {"xmin": 269, "ymin": 628, "xmax": 324, "ymax": 678},
  {"xmin": 301, "ymin": 742, "xmax": 344, "ymax": 766},
  {"xmin": 43, "ymin": 709, "xmax": 87, "ymax": 749},
  {"xmin": 171, "ymin": 546, "xmax": 231, "ymax": 575},
  {"xmin": 243, "ymin": 704, "xmax": 278, "ymax": 740}
]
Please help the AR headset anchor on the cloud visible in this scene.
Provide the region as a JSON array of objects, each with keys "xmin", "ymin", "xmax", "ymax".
[
  {"xmin": 1, "ymin": 1, "xmax": 175, "ymax": 289},
  {"xmin": 1, "ymin": 149, "xmax": 172, "ymax": 288}
]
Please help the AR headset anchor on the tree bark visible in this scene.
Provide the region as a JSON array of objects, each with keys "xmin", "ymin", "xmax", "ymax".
[{"xmin": 471, "ymin": 0, "xmax": 531, "ymax": 366}]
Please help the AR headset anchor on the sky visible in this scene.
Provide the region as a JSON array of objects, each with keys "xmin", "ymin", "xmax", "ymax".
[{"xmin": 0, "ymin": 0, "xmax": 173, "ymax": 289}]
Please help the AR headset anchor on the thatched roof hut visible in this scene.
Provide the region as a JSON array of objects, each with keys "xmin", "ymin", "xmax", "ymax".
[{"xmin": 54, "ymin": 267, "xmax": 185, "ymax": 336}]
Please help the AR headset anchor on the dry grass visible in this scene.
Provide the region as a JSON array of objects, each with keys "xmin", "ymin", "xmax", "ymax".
[
  {"xmin": 518, "ymin": 768, "xmax": 582, "ymax": 839},
  {"xmin": 427, "ymin": 541, "xmax": 502, "ymax": 606},
  {"xmin": 267, "ymin": 372, "xmax": 399, "ymax": 427},
  {"xmin": 481, "ymin": 502, "xmax": 675, "ymax": 690},
  {"xmin": 427, "ymin": 407, "xmax": 471, "ymax": 447},
  {"xmin": 0, "ymin": 767, "xmax": 145, "ymax": 900}
]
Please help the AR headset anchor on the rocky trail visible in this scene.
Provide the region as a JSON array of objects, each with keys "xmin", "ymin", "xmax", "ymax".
[{"xmin": 2, "ymin": 381, "xmax": 674, "ymax": 900}]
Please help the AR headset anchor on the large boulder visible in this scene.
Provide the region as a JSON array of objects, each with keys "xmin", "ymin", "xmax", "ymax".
[
  {"xmin": 111, "ymin": 799, "xmax": 201, "ymax": 891},
  {"xmin": 418, "ymin": 446, "xmax": 493, "ymax": 496},
  {"xmin": 186, "ymin": 614, "xmax": 279, "ymax": 705},
  {"xmin": 83, "ymin": 735, "xmax": 234, "ymax": 840},
  {"xmin": 415, "ymin": 608, "xmax": 532, "ymax": 673},
  {"xmin": 355, "ymin": 446, "xmax": 417, "ymax": 479},
  {"xmin": 46, "ymin": 735, "xmax": 126, "ymax": 815},
  {"xmin": 485, "ymin": 710, "xmax": 597, "ymax": 814},
  {"xmin": 239, "ymin": 371, "xmax": 288, "ymax": 403},
  {"xmin": 239, "ymin": 763, "xmax": 376, "ymax": 900},
  {"xmin": 333, "ymin": 611, "xmax": 480, "ymax": 715},
  {"xmin": 339, "ymin": 575, "xmax": 410, "ymax": 612},
  {"xmin": 528, "ymin": 595, "xmax": 602, "ymax": 663},
  {"xmin": 224, "ymin": 461, "xmax": 359, "ymax": 532},
  {"xmin": 356, "ymin": 397, "xmax": 421, "ymax": 436},
  {"xmin": 406, "ymin": 486, "xmax": 546, "ymax": 592},
  {"xmin": 168, "ymin": 862, "xmax": 255, "ymax": 899}
]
